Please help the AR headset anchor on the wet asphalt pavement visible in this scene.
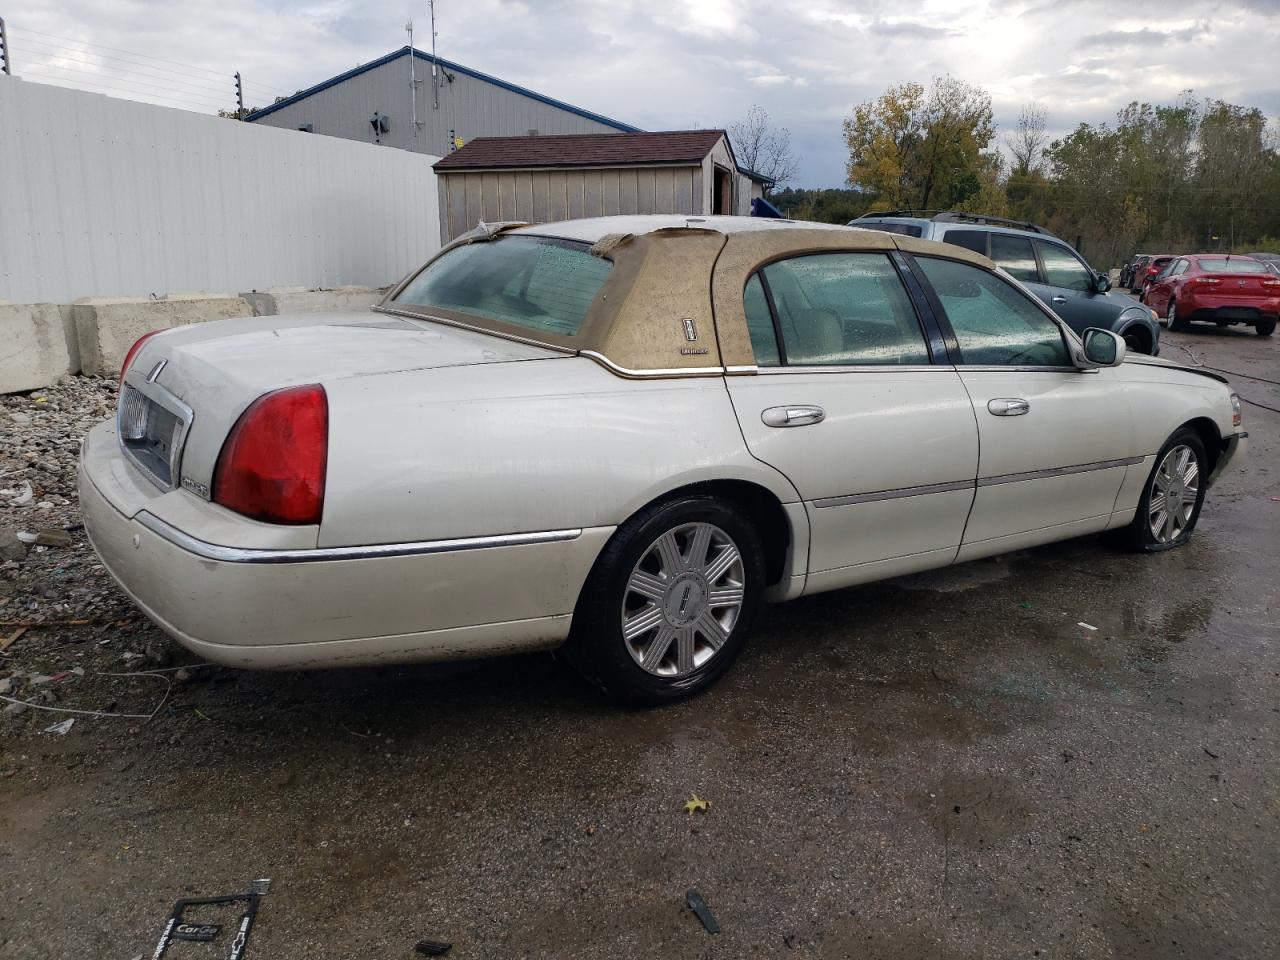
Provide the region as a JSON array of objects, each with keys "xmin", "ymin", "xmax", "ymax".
[{"xmin": 1, "ymin": 320, "xmax": 1278, "ymax": 960}]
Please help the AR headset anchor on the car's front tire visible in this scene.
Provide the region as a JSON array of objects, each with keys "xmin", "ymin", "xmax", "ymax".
[
  {"xmin": 1167, "ymin": 299, "xmax": 1189, "ymax": 332},
  {"xmin": 1118, "ymin": 427, "xmax": 1207, "ymax": 552},
  {"xmin": 564, "ymin": 495, "xmax": 765, "ymax": 706},
  {"xmin": 1256, "ymin": 318, "xmax": 1276, "ymax": 337}
]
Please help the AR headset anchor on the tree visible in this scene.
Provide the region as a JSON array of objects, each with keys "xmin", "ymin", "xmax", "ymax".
[
  {"xmin": 728, "ymin": 105, "xmax": 798, "ymax": 191},
  {"xmin": 842, "ymin": 76, "xmax": 995, "ymax": 210},
  {"xmin": 1007, "ymin": 104, "xmax": 1047, "ymax": 177}
]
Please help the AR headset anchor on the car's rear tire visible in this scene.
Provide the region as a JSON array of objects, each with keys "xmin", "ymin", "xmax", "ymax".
[
  {"xmin": 1256, "ymin": 318, "xmax": 1276, "ymax": 337},
  {"xmin": 564, "ymin": 495, "xmax": 765, "ymax": 706},
  {"xmin": 1167, "ymin": 299, "xmax": 1189, "ymax": 332},
  {"xmin": 1117, "ymin": 427, "xmax": 1208, "ymax": 552}
]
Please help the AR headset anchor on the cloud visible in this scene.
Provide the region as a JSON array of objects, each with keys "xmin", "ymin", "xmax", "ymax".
[
  {"xmin": 868, "ymin": 19, "xmax": 960, "ymax": 39},
  {"xmin": 7, "ymin": 0, "xmax": 1279, "ymax": 188},
  {"xmin": 1077, "ymin": 24, "xmax": 1205, "ymax": 48}
]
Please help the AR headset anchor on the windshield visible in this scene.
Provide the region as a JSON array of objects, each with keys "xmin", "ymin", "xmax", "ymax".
[
  {"xmin": 394, "ymin": 235, "xmax": 612, "ymax": 337},
  {"xmin": 1196, "ymin": 258, "xmax": 1266, "ymax": 274}
]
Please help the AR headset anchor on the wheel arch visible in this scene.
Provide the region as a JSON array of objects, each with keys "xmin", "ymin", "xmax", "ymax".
[
  {"xmin": 1179, "ymin": 416, "xmax": 1224, "ymax": 476},
  {"xmin": 1117, "ymin": 317, "xmax": 1155, "ymax": 355},
  {"xmin": 588, "ymin": 477, "xmax": 803, "ymax": 593}
]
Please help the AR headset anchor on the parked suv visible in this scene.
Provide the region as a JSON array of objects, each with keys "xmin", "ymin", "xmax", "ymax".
[{"xmin": 849, "ymin": 212, "xmax": 1161, "ymax": 354}]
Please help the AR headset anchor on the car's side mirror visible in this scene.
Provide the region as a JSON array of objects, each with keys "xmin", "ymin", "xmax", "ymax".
[
  {"xmin": 1081, "ymin": 328, "xmax": 1125, "ymax": 367},
  {"xmin": 1094, "ymin": 272, "xmax": 1111, "ymax": 293}
]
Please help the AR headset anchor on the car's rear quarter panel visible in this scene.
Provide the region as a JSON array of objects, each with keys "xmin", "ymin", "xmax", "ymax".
[{"xmin": 319, "ymin": 357, "xmax": 802, "ymax": 548}]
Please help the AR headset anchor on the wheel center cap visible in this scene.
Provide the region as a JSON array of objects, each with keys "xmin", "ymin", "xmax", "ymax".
[{"xmin": 664, "ymin": 574, "xmax": 707, "ymax": 626}]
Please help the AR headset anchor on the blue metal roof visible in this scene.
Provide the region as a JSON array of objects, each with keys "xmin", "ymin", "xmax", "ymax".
[{"xmin": 244, "ymin": 46, "xmax": 641, "ymax": 132}]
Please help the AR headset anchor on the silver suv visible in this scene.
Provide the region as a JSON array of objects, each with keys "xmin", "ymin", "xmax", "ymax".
[{"xmin": 850, "ymin": 212, "xmax": 1161, "ymax": 355}]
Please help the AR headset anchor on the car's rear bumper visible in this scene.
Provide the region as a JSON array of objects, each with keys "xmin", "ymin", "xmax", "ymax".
[
  {"xmin": 79, "ymin": 422, "xmax": 611, "ymax": 669},
  {"xmin": 1182, "ymin": 295, "xmax": 1280, "ymax": 323}
]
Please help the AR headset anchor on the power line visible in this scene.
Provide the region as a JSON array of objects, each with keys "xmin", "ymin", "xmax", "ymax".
[
  {"xmin": 16, "ymin": 36, "xmax": 240, "ymax": 99},
  {"xmin": 15, "ymin": 26, "xmax": 293, "ymax": 94},
  {"xmin": 19, "ymin": 64, "xmax": 229, "ymax": 110},
  {"xmin": 19, "ymin": 72, "xmax": 221, "ymax": 114}
]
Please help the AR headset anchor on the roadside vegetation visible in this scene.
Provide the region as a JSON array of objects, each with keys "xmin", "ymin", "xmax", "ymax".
[{"xmin": 761, "ymin": 81, "xmax": 1280, "ymax": 267}]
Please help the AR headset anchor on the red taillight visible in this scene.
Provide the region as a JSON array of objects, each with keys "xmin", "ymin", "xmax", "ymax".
[
  {"xmin": 120, "ymin": 330, "xmax": 164, "ymax": 380},
  {"xmin": 213, "ymin": 385, "xmax": 328, "ymax": 525}
]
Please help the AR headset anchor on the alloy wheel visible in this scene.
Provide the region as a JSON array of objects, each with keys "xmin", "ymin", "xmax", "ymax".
[
  {"xmin": 1148, "ymin": 444, "xmax": 1200, "ymax": 543},
  {"xmin": 621, "ymin": 522, "xmax": 745, "ymax": 677}
]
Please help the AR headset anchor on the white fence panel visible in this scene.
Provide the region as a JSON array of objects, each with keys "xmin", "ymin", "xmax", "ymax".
[{"xmin": 0, "ymin": 78, "xmax": 441, "ymax": 303}]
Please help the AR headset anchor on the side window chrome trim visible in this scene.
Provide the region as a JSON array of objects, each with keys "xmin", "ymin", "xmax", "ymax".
[{"xmin": 756, "ymin": 364, "xmax": 952, "ymax": 375}]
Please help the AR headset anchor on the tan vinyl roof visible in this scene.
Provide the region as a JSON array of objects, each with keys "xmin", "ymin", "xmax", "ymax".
[{"xmin": 382, "ymin": 216, "xmax": 994, "ymax": 375}]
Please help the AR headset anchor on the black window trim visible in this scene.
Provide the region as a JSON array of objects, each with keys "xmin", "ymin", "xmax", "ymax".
[
  {"xmin": 744, "ymin": 250, "xmax": 942, "ymax": 370},
  {"xmin": 905, "ymin": 252, "xmax": 1080, "ymax": 371}
]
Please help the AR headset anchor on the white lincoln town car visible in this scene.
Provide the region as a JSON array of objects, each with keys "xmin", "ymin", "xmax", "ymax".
[{"xmin": 80, "ymin": 216, "xmax": 1245, "ymax": 704}]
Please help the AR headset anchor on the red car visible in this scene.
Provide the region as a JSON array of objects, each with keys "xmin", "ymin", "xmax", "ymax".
[
  {"xmin": 1137, "ymin": 255, "xmax": 1176, "ymax": 295},
  {"xmin": 1142, "ymin": 255, "xmax": 1279, "ymax": 336}
]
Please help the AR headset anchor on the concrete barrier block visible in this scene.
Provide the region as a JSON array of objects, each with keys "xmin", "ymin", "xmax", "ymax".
[
  {"xmin": 58, "ymin": 304, "xmax": 81, "ymax": 375},
  {"xmin": 240, "ymin": 286, "xmax": 387, "ymax": 317},
  {"xmin": 0, "ymin": 303, "xmax": 73, "ymax": 395},
  {"xmin": 74, "ymin": 295, "xmax": 253, "ymax": 377}
]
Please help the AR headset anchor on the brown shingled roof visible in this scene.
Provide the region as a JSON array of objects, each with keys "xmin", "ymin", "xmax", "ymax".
[{"xmin": 433, "ymin": 130, "xmax": 729, "ymax": 171}]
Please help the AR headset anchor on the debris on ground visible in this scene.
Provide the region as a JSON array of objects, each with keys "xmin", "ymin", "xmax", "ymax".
[
  {"xmin": 151, "ymin": 879, "xmax": 270, "ymax": 959},
  {"xmin": 1078, "ymin": 622, "xmax": 1099, "ymax": 631},
  {"xmin": 683, "ymin": 793, "xmax": 710, "ymax": 815},
  {"xmin": 414, "ymin": 939, "xmax": 454, "ymax": 956},
  {"xmin": 43, "ymin": 718, "xmax": 75, "ymax": 735},
  {"xmin": 685, "ymin": 889, "xmax": 720, "ymax": 934}
]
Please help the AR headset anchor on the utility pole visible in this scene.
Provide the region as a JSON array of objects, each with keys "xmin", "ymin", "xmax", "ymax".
[
  {"xmin": 430, "ymin": 0, "xmax": 439, "ymax": 109},
  {"xmin": 233, "ymin": 71, "xmax": 244, "ymax": 119},
  {"xmin": 0, "ymin": 16, "xmax": 11, "ymax": 77},
  {"xmin": 407, "ymin": 19, "xmax": 421, "ymax": 143}
]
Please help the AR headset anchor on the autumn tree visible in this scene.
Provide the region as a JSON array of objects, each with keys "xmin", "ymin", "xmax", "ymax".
[
  {"xmin": 728, "ymin": 105, "xmax": 798, "ymax": 190},
  {"xmin": 842, "ymin": 76, "xmax": 995, "ymax": 210},
  {"xmin": 1007, "ymin": 104, "xmax": 1047, "ymax": 177}
]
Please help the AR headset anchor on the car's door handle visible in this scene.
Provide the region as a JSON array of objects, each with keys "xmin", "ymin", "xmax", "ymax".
[
  {"xmin": 761, "ymin": 405, "xmax": 825, "ymax": 428},
  {"xmin": 1051, "ymin": 295, "xmax": 1068, "ymax": 304},
  {"xmin": 987, "ymin": 398, "xmax": 1030, "ymax": 417}
]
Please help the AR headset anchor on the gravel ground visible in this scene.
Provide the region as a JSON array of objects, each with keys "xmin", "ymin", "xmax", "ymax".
[{"xmin": 1, "ymin": 323, "xmax": 1277, "ymax": 960}]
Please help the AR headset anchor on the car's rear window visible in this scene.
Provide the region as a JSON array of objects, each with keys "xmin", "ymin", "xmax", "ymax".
[
  {"xmin": 941, "ymin": 230, "xmax": 990, "ymax": 255},
  {"xmin": 857, "ymin": 221, "xmax": 924, "ymax": 238},
  {"xmin": 394, "ymin": 235, "xmax": 612, "ymax": 336},
  {"xmin": 1196, "ymin": 258, "xmax": 1266, "ymax": 274}
]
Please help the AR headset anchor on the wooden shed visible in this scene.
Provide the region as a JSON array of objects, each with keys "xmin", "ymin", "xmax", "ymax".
[{"xmin": 432, "ymin": 130, "xmax": 771, "ymax": 242}]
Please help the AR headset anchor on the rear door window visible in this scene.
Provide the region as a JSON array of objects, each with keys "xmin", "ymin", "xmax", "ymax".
[
  {"xmin": 759, "ymin": 253, "xmax": 930, "ymax": 366},
  {"xmin": 1034, "ymin": 241, "xmax": 1095, "ymax": 292},
  {"xmin": 941, "ymin": 230, "xmax": 989, "ymax": 256},
  {"xmin": 743, "ymin": 273, "xmax": 780, "ymax": 366},
  {"xmin": 915, "ymin": 257, "xmax": 1071, "ymax": 366},
  {"xmin": 990, "ymin": 234, "xmax": 1040, "ymax": 282}
]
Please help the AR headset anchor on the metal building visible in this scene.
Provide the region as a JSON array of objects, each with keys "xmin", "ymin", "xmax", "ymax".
[
  {"xmin": 245, "ymin": 46, "xmax": 638, "ymax": 157},
  {"xmin": 433, "ymin": 130, "xmax": 771, "ymax": 242}
]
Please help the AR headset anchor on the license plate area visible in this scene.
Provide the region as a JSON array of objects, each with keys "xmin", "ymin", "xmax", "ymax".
[{"xmin": 117, "ymin": 382, "xmax": 193, "ymax": 490}]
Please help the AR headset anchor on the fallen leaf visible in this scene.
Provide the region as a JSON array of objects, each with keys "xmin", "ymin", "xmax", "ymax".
[{"xmin": 683, "ymin": 794, "xmax": 710, "ymax": 815}]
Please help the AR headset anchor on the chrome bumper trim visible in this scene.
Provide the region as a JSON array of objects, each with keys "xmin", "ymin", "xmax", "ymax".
[{"xmin": 134, "ymin": 511, "xmax": 583, "ymax": 564}]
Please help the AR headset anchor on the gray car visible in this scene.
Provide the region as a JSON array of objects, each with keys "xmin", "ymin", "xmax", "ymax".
[{"xmin": 849, "ymin": 212, "xmax": 1161, "ymax": 355}]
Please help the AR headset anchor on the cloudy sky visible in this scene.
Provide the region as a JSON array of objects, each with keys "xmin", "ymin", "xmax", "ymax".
[{"xmin": 9, "ymin": 0, "xmax": 1280, "ymax": 186}]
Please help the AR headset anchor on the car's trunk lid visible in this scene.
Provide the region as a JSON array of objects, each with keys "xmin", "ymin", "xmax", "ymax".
[
  {"xmin": 1198, "ymin": 271, "xmax": 1278, "ymax": 299},
  {"xmin": 117, "ymin": 311, "xmax": 567, "ymax": 496}
]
